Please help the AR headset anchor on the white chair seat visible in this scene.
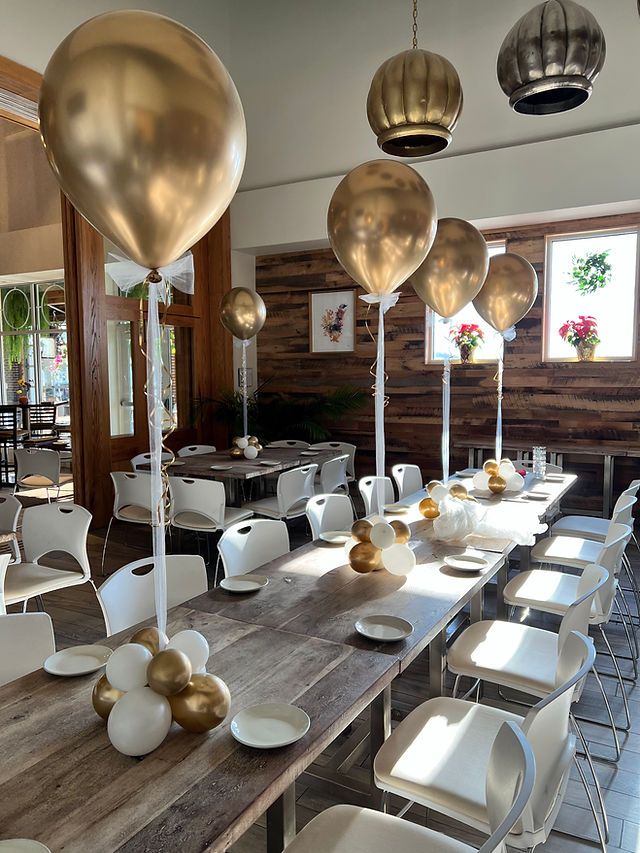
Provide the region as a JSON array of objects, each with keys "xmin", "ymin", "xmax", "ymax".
[
  {"xmin": 3, "ymin": 562, "xmax": 85, "ymax": 604},
  {"xmin": 173, "ymin": 506, "xmax": 253, "ymax": 531},
  {"xmin": 243, "ymin": 496, "xmax": 308, "ymax": 519},
  {"xmin": 504, "ymin": 570, "xmax": 596, "ymax": 619},
  {"xmin": 19, "ymin": 474, "xmax": 72, "ymax": 488},
  {"xmin": 530, "ymin": 534, "xmax": 601, "ymax": 568},
  {"xmin": 447, "ymin": 620, "xmax": 559, "ymax": 697},
  {"xmin": 374, "ymin": 697, "xmax": 520, "ymax": 832},
  {"xmin": 117, "ymin": 504, "xmax": 152, "ymax": 523},
  {"xmin": 284, "ymin": 803, "xmax": 474, "ymax": 853},
  {"xmin": 551, "ymin": 515, "xmax": 609, "ymax": 542}
]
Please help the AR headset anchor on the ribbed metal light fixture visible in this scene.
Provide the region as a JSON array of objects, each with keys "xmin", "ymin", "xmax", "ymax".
[
  {"xmin": 497, "ymin": 0, "xmax": 606, "ymax": 115},
  {"xmin": 366, "ymin": 0, "xmax": 463, "ymax": 157}
]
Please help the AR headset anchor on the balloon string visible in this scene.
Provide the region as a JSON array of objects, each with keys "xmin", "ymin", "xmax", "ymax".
[
  {"xmin": 365, "ymin": 304, "xmax": 389, "ymax": 408},
  {"xmin": 494, "ymin": 339, "xmax": 504, "ymax": 461},
  {"xmin": 374, "ymin": 301, "xmax": 386, "ymax": 514},
  {"xmin": 240, "ymin": 339, "xmax": 250, "ymax": 436},
  {"xmin": 441, "ymin": 357, "xmax": 451, "ymax": 482}
]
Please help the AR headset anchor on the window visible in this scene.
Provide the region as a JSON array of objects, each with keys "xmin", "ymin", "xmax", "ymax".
[
  {"xmin": 426, "ymin": 242, "xmax": 506, "ymax": 362},
  {"xmin": 544, "ymin": 229, "xmax": 639, "ymax": 361},
  {"xmin": 107, "ymin": 320, "xmax": 134, "ymax": 437}
]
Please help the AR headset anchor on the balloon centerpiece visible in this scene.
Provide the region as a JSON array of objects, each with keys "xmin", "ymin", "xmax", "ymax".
[
  {"xmin": 346, "ymin": 518, "xmax": 415, "ymax": 576},
  {"xmin": 472, "ymin": 458, "xmax": 525, "ymax": 494},
  {"xmin": 229, "ymin": 434, "xmax": 263, "ymax": 460},
  {"xmin": 418, "ymin": 480, "xmax": 483, "ymax": 542}
]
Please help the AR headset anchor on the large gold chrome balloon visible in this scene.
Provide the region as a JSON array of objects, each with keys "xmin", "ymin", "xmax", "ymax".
[
  {"xmin": 483, "ymin": 459, "xmax": 500, "ymax": 476},
  {"xmin": 147, "ymin": 649, "xmax": 192, "ymax": 697},
  {"xmin": 351, "ymin": 519, "xmax": 373, "ymax": 543},
  {"xmin": 448, "ymin": 483, "xmax": 468, "ymax": 499},
  {"xmin": 349, "ymin": 542, "xmax": 383, "ymax": 573},
  {"xmin": 390, "ymin": 520, "xmax": 411, "ymax": 544},
  {"xmin": 473, "ymin": 254, "xmax": 538, "ymax": 333},
  {"xmin": 408, "ymin": 218, "xmax": 489, "ymax": 318},
  {"xmin": 130, "ymin": 626, "xmax": 168, "ymax": 656},
  {"xmin": 169, "ymin": 673, "xmax": 231, "ymax": 733},
  {"xmin": 92, "ymin": 674, "xmax": 124, "ymax": 720},
  {"xmin": 39, "ymin": 10, "xmax": 246, "ymax": 270},
  {"xmin": 219, "ymin": 287, "xmax": 267, "ymax": 340},
  {"xmin": 488, "ymin": 475, "xmax": 507, "ymax": 494},
  {"xmin": 327, "ymin": 160, "xmax": 437, "ymax": 297}
]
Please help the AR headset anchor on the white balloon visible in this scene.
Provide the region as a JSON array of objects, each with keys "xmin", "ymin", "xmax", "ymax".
[
  {"xmin": 499, "ymin": 461, "xmax": 516, "ymax": 479},
  {"xmin": 105, "ymin": 643, "xmax": 152, "ymax": 693},
  {"xmin": 472, "ymin": 471, "xmax": 491, "ymax": 491},
  {"xmin": 107, "ymin": 687, "xmax": 172, "ymax": 756},
  {"xmin": 382, "ymin": 543, "xmax": 416, "ymax": 576},
  {"xmin": 506, "ymin": 472, "xmax": 525, "ymax": 492},
  {"xmin": 168, "ymin": 630, "xmax": 210, "ymax": 671},
  {"xmin": 370, "ymin": 521, "xmax": 395, "ymax": 550},
  {"xmin": 243, "ymin": 445, "xmax": 258, "ymax": 460},
  {"xmin": 431, "ymin": 484, "xmax": 449, "ymax": 504},
  {"xmin": 236, "ymin": 437, "xmax": 249, "ymax": 449}
]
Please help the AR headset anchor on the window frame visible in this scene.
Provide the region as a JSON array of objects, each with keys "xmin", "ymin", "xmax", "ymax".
[{"xmin": 542, "ymin": 225, "xmax": 640, "ymax": 364}]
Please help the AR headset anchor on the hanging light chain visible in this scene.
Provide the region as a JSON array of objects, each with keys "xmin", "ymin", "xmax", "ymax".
[{"xmin": 411, "ymin": 0, "xmax": 418, "ymax": 49}]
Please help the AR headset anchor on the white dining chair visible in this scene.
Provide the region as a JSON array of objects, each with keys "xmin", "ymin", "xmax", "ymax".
[
  {"xmin": 318, "ymin": 454, "xmax": 350, "ymax": 495},
  {"xmin": 96, "ymin": 554, "xmax": 207, "ymax": 636},
  {"xmin": 358, "ymin": 476, "xmax": 394, "ymax": 516},
  {"xmin": 0, "ymin": 612, "xmax": 55, "ymax": 686},
  {"xmin": 14, "ymin": 448, "xmax": 72, "ymax": 501},
  {"xmin": 244, "ymin": 464, "xmax": 317, "ymax": 521},
  {"xmin": 284, "ymin": 722, "xmax": 535, "ymax": 853},
  {"xmin": 177, "ymin": 444, "xmax": 217, "ymax": 457},
  {"xmin": 102, "ymin": 471, "xmax": 154, "ymax": 574},
  {"xmin": 391, "ymin": 464, "xmax": 423, "ymax": 500},
  {"xmin": 0, "ymin": 503, "xmax": 93, "ymax": 616},
  {"xmin": 306, "ymin": 494, "xmax": 354, "ymax": 540},
  {"xmin": 217, "ymin": 519, "xmax": 289, "ymax": 579},
  {"xmin": 310, "ymin": 441, "xmax": 357, "ymax": 482},
  {"xmin": 130, "ymin": 451, "xmax": 173, "ymax": 471},
  {"xmin": 374, "ymin": 632, "xmax": 599, "ymax": 852},
  {"xmin": 265, "ymin": 440, "xmax": 310, "ymax": 449},
  {"xmin": 169, "ymin": 477, "xmax": 252, "ymax": 533},
  {"xmin": 0, "ymin": 493, "xmax": 21, "ymax": 562}
]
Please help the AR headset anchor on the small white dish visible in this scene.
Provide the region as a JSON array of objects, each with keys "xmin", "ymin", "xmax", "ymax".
[
  {"xmin": 259, "ymin": 460, "xmax": 279, "ymax": 466},
  {"xmin": 210, "ymin": 464, "xmax": 233, "ymax": 471},
  {"xmin": 525, "ymin": 492, "xmax": 550, "ymax": 501},
  {"xmin": 443, "ymin": 554, "xmax": 489, "ymax": 573},
  {"xmin": 0, "ymin": 842, "xmax": 52, "ymax": 852},
  {"xmin": 231, "ymin": 702, "xmax": 310, "ymax": 749},
  {"xmin": 354, "ymin": 615, "xmax": 414, "ymax": 642},
  {"xmin": 383, "ymin": 503, "xmax": 411, "ymax": 514},
  {"xmin": 44, "ymin": 645, "xmax": 112, "ymax": 677},
  {"xmin": 300, "ymin": 450, "xmax": 319, "ymax": 456},
  {"xmin": 220, "ymin": 574, "xmax": 269, "ymax": 593},
  {"xmin": 454, "ymin": 470, "xmax": 476, "ymax": 479},
  {"xmin": 545, "ymin": 474, "xmax": 564, "ymax": 483},
  {"xmin": 319, "ymin": 530, "xmax": 352, "ymax": 545}
]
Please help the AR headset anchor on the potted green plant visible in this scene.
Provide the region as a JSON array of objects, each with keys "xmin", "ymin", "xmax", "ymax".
[
  {"xmin": 559, "ymin": 315, "xmax": 600, "ymax": 361},
  {"xmin": 568, "ymin": 250, "xmax": 611, "ymax": 294}
]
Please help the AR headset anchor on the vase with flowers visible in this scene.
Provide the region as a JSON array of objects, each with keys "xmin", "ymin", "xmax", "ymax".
[
  {"xmin": 559, "ymin": 315, "xmax": 600, "ymax": 361},
  {"xmin": 450, "ymin": 323, "xmax": 484, "ymax": 364},
  {"xmin": 16, "ymin": 377, "xmax": 32, "ymax": 405}
]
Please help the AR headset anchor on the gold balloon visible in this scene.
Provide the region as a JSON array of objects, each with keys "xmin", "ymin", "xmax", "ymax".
[
  {"xmin": 473, "ymin": 253, "xmax": 538, "ymax": 333},
  {"xmin": 419, "ymin": 497, "xmax": 440, "ymax": 519},
  {"xmin": 220, "ymin": 287, "xmax": 267, "ymax": 341},
  {"xmin": 449, "ymin": 483, "xmax": 468, "ymax": 499},
  {"xmin": 92, "ymin": 674, "xmax": 124, "ymax": 720},
  {"xmin": 169, "ymin": 673, "xmax": 231, "ymax": 733},
  {"xmin": 38, "ymin": 11, "xmax": 246, "ymax": 270},
  {"xmin": 408, "ymin": 218, "xmax": 489, "ymax": 318},
  {"xmin": 255, "ymin": 443, "xmax": 263, "ymax": 453},
  {"xmin": 351, "ymin": 519, "xmax": 373, "ymax": 543},
  {"xmin": 247, "ymin": 436, "xmax": 260, "ymax": 446},
  {"xmin": 483, "ymin": 459, "xmax": 500, "ymax": 475},
  {"xmin": 147, "ymin": 649, "xmax": 192, "ymax": 697},
  {"xmin": 426, "ymin": 480, "xmax": 442, "ymax": 495},
  {"xmin": 232, "ymin": 436, "xmax": 243, "ymax": 447},
  {"xmin": 390, "ymin": 520, "xmax": 411, "ymax": 544},
  {"xmin": 500, "ymin": 458, "xmax": 511, "ymax": 464},
  {"xmin": 327, "ymin": 160, "xmax": 437, "ymax": 296},
  {"xmin": 129, "ymin": 626, "xmax": 168, "ymax": 656},
  {"xmin": 462, "ymin": 494, "xmax": 479, "ymax": 503},
  {"xmin": 229, "ymin": 446, "xmax": 244, "ymax": 459},
  {"xmin": 488, "ymin": 475, "xmax": 507, "ymax": 494},
  {"xmin": 349, "ymin": 542, "xmax": 382, "ymax": 573}
]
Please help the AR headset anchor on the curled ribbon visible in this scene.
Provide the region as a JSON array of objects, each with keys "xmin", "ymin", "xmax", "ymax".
[
  {"xmin": 233, "ymin": 338, "xmax": 253, "ymax": 437},
  {"xmin": 492, "ymin": 327, "xmax": 516, "ymax": 462}
]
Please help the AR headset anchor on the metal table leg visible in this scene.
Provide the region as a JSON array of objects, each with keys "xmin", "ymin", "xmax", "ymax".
[
  {"xmin": 470, "ymin": 587, "xmax": 484, "ymax": 623},
  {"xmin": 369, "ymin": 685, "xmax": 391, "ymax": 811},
  {"xmin": 428, "ymin": 629, "xmax": 447, "ymax": 699},
  {"xmin": 266, "ymin": 783, "xmax": 296, "ymax": 853},
  {"xmin": 603, "ymin": 455, "xmax": 614, "ymax": 519},
  {"xmin": 496, "ymin": 559, "xmax": 509, "ymax": 621}
]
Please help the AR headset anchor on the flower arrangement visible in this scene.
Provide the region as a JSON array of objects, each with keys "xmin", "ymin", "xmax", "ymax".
[
  {"xmin": 16, "ymin": 377, "xmax": 32, "ymax": 402},
  {"xmin": 559, "ymin": 315, "xmax": 600, "ymax": 361},
  {"xmin": 450, "ymin": 323, "xmax": 484, "ymax": 363},
  {"xmin": 321, "ymin": 303, "xmax": 348, "ymax": 343}
]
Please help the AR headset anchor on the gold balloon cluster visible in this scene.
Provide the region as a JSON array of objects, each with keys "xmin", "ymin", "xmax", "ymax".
[
  {"xmin": 471, "ymin": 458, "xmax": 524, "ymax": 495},
  {"xmin": 92, "ymin": 627, "xmax": 231, "ymax": 748},
  {"xmin": 348, "ymin": 518, "xmax": 414, "ymax": 576},
  {"xmin": 419, "ymin": 479, "xmax": 477, "ymax": 519},
  {"xmin": 229, "ymin": 435, "xmax": 263, "ymax": 460}
]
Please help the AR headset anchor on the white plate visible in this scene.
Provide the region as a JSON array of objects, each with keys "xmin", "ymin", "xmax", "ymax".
[
  {"xmin": 220, "ymin": 574, "xmax": 269, "ymax": 593},
  {"xmin": 443, "ymin": 554, "xmax": 489, "ymax": 573},
  {"xmin": 300, "ymin": 451, "xmax": 319, "ymax": 456},
  {"xmin": 210, "ymin": 464, "xmax": 233, "ymax": 471},
  {"xmin": 319, "ymin": 530, "xmax": 352, "ymax": 545},
  {"xmin": 383, "ymin": 503, "xmax": 411, "ymax": 514},
  {"xmin": 454, "ymin": 470, "xmax": 476, "ymax": 479},
  {"xmin": 259, "ymin": 460, "xmax": 279, "ymax": 466},
  {"xmin": 545, "ymin": 474, "xmax": 565, "ymax": 483},
  {"xmin": 44, "ymin": 645, "xmax": 112, "ymax": 677},
  {"xmin": 354, "ymin": 615, "xmax": 414, "ymax": 642},
  {"xmin": 0, "ymin": 842, "xmax": 52, "ymax": 852},
  {"xmin": 231, "ymin": 702, "xmax": 310, "ymax": 749},
  {"xmin": 525, "ymin": 492, "xmax": 550, "ymax": 501}
]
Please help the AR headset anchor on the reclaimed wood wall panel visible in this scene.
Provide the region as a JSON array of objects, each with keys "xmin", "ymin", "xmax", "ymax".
[{"xmin": 256, "ymin": 212, "xmax": 640, "ymax": 508}]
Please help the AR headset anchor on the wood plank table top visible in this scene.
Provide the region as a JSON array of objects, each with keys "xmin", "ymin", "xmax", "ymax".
[
  {"xmin": 152, "ymin": 447, "xmax": 341, "ymax": 481},
  {"xmin": 0, "ymin": 608, "xmax": 396, "ymax": 853}
]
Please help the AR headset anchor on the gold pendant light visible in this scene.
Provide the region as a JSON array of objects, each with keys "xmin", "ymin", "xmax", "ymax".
[
  {"xmin": 366, "ymin": 0, "xmax": 463, "ymax": 157},
  {"xmin": 497, "ymin": 0, "xmax": 606, "ymax": 115}
]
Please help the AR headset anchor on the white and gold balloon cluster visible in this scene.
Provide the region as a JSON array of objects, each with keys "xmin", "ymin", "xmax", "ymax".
[
  {"xmin": 345, "ymin": 518, "xmax": 415, "ymax": 576},
  {"xmin": 229, "ymin": 434, "xmax": 263, "ymax": 460},
  {"xmin": 472, "ymin": 458, "xmax": 524, "ymax": 495},
  {"xmin": 418, "ymin": 479, "xmax": 476, "ymax": 520},
  {"xmin": 92, "ymin": 627, "xmax": 230, "ymax": 756}
]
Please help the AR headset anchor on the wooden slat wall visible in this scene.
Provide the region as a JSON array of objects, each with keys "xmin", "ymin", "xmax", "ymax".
[{"xmin": 256, "ymin": 212, "xmax": 640, "ymax": 509}]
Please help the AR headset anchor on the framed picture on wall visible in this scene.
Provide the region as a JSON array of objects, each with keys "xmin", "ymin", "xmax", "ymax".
[{"xmin": 309, "ymin": 289, "xmax": 356, "ymax": 353}]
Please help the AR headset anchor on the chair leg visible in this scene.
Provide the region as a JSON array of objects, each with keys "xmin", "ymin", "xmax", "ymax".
[
  {"xmin": 10, "ymin": 535, "xmax": 20, "ymax": 563},
  {"xmin": 598, "ymin": 625, "xmax": 632, "ymax": 731},
  {"xmin": 570, "ymin": 713, "xmax": 610, "ymax": 843},
  {"xmin": 615, "ymin": 594, "xmax": 639, "ymax": 665},
  {"xmin": 100, "ymin": 516, "xmax": 115, "ymax": 577},
  {"xmin": 572, "ymin": 754, "xmax": 607, "ymax": 853},
  {"xmin": 451, "ymin": 675, "xmax": 461, "ymax": 699}
]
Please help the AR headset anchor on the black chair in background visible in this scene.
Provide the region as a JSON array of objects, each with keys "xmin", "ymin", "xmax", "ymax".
[{"xmin": 0, "ymin": 406, "xmax": 28, "ymax": 486}]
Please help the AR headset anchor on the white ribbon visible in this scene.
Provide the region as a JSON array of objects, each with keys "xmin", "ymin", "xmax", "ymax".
[
  {"xmin": 442, "ymin": 357, "xmax": 451, "ymax": 482},
  {"xmin": 106, "ymin": 252, "xmax": 194, "ymax": 638},
  {"xmin": 493, "ymin": 326, "xmax": 517, "ymax": 461},
  {"xmin": 360, "ymin": 293, "xmax": 400, "ymax": 513},
  {"xmin": 239, "ymin": 338, "xmax": 251, "ymax": 436}
]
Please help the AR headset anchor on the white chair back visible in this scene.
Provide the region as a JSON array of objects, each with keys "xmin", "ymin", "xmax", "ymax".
[
  {"xmin": 218, "ymin": 519, "xmax": 289, "ymax": 578},
  {"xmin": 0, "ymin": 494, "xmax": 21, "ymax": 561},
  {"xmin": 306, "ymin": 494, "xmax": 354, "ymax": 540},
  {"xmin": 177, "ymin": 444, "xmax": 217, "ymax": 457},
  {"xmin": 319, "ymin": 455, "xmax": 349, "ymax": 494},
  {"xmin": 558, "ymin": 564, "xmax": 608, "ymax": 645},
  {"xmin": 22, "ymin": 503, "xmax": 92, "ymax": 578},
  {"xmin": 276, "ymin": 465, "xmax": 317, "ymax": 515},
  {"xmin": 266, "ymin": 440, "xmax": 310, "ymax": 449},
  {"xmin": 623, "ymin": 479, "xmax": 640, "ymax": 498},
  {"xmin": 97, "ymin": 555, "xmax": 208, "ymax": 635},
  {"xmin": 169, "ymin": 477, "xmax": 226, "ymax": 529},
  {"xmin": 0, "ymin": 613, "xmax": 55, "ymax": 686},
  {"xmin": 596, "ymin": 521, "xmax": 632, "ymax": 576},
  {"xmin": 481, "ymin": 722, "xmax": 536, "ymax": 853},
  {"xmin": 391, "ymin": 464, "xmax": 423, "ymax": 499},
  {"xmin": 358, "ymin": 476, "xmax": 394, "ymax": 516},
  {"xmin": 131, "ymin": 451, "xmax": 172, "ymax": 471},
  {"xmin": 310, "ymin": 441, "xmax": 357, "ymax": 479},
  {"xmin": 111, "ymin": 471, "xmax": 154, "ymax": 517},
  {"xmin": 15, "ymin": 448, "xmax": 61, "ymax": 487},
  {"xmin": 611, "ymin": 493, "xmax": 636, "ymax": 526}
]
